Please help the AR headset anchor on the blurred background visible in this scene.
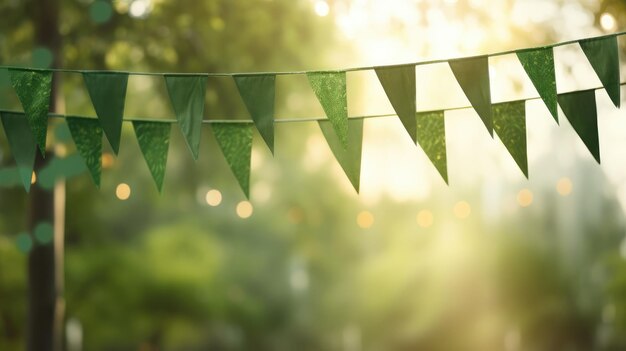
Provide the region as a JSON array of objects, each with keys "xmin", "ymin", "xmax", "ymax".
[{"xmin": 2, "ymin": 0, "xmax": 626, "ymax": 350}]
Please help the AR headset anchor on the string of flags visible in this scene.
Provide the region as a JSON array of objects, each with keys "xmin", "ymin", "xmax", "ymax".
[{"xmin": 0, "ymin": 32, "xmax": 622, "ymax": 197}]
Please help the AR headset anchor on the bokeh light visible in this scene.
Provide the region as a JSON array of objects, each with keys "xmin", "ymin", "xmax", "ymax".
[
  {"xmin": 600, "ymin": 12, "xmax": 617, "ymax": 31},
  {"xmin": 557, "ymin": 177, "xmax": 573, "ymax": 196},
  {"xmin": 31, "ymin": 172, "xmax": 36, "ymax": 185},
  {"xmin": 34, "ymin": 222, "xmax": 54, "ymax": 245},
  {"xmin": 15, "ymin": 232, "xmax": 33, "ymax": 253},
  {"xmin": 416, "ymin": 210, "xmax": 434, "ymax": 228},
  {"xmin": 236, "ymin": 201, "xmax": 253, "ymax": 218},
  {"xmin": 356, "ymin": 211, "xmax": 374, "ymax": 228},
  {"xmin": 517, "ymin": 189, "xmax": 533, "ymax": 207},
  {"xmin": 453, "ymin": 201, "xmax": 471, "ymax": 219},
  {"xmin": 102, "ymin": 153, "xmax": 115, "ymax": 169},
  {"xmin": 314, "ymin": 1, "xmax": 330, "ymax": 17},
  {"xmin": 32, "ymin": 47, "xmax": 53, "ymax": 68},
  {"xmin": 115, "ymin": 183, "xmax": 131, "ymax": 200},
  {"xmin": 205, "ymin": 190, "xmax": 222, "ymax": 206},
  {"xmin": 89, "ymin": 0, "xmax": 113, "ymax": 24}
]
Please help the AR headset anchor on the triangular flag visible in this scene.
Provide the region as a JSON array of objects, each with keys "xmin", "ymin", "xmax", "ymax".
[
  {"xmin": 164, "ymin": 74, "xmax": 207, "ymax": 160},
  {"xmin": 492, "ymin": 101, "xmax": 528, "ymax": 178},
  {"xmin": 9, "ymin": 68, "xmax": 52, "ymax": 156},
  {"xmin": 234, "ymin": 74, "xmax": 276, "ymax": 154},
  {"xmin": 449, "ymin": 56, "xmax": 493, "ymax": 136},
  {"xmin": 66, "ymin": 118, "xmax": 103, "ymax": 187},
  {"xmin": 0, "ymin": 112, "xmax": 37, "ymax": 191},
  {"xmin": 212, "ymin": 122, "xmax": 253, "ymax": 198},
  {"xmin": 83, "ymin": 72, "xmax": 129, "ymax": 154},
  {"xmin": 132, "ymin": 121, "xmax": 171, "ymax": 192},
  {"xmin": 579, "ymin": 36, "xmax": 620, "ymax": 108},
  {"xmin": 558, "ymin": 90, "xmax": 600, "ymax": 163},
  {"xmin": 307, "ymin": 71, "xmax": 348, "ymax": 148},
  {"xmin": 319, "ymin": 118, "xmax": 363, "ymax": 192},
  {"xmin": 517, "ymin": 48, "xmax": 558, "ymax": 123},
  {"xmin": 416, "ymin": 111, "xmax": 448, "ymax": 184},
  {"xmin": 375, "ymin": 65, "xmax": 417, "ymax": 143}
]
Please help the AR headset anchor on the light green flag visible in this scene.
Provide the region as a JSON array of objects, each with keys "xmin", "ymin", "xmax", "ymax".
[
  {"xmin": 66, "ymin": 117, "xmax": 103, "ymax": 187},
  {"xmin": 416, "ymin": 111, "xmax": 448, "ymax": 184},
  {"xmin": 307, "ymin": 71, "xmax": 348, "ymax": 149},
  {"xmin": 164, "ymin": 74, "xmax": 207, "ymax": 160},
  {"xmin": 212, "ymin": 122, "xmax": 253, "ymax": 198},
  {"xmin": 517, "ymin": 48, "xmax": 558, "ymax": 123},
  {"xmin": 449, "ymin": 56, "xmax": 493, "ymax": 136},
  {"xmin": 492, "ymin": 101, "xmax": 528, "ymax": 178},
  {"xmin": 375, "ymin": 65, "xmax": 417, "ymax": 143},
  {"xmin": 9, "ymin": 68, "xmax": 52, "ymax": 156},
  {"xmin": 319, "ymin": 118, "xmax": 364, "ymax": 193},
  {"xmin": 234, "ymin": 74, "xmax": 276, "ymax": 154},
  {"xmin": 579, "ymin": 36, "xmax": 621, "ymax": 108},
  {"xmin": 558, "ymin": 89, "xmax": 600, "ymax": 163},
  {"xmin": 83, "ymin": 72, "xmax": 129, "ymax": 154},
  {"xmin": 132, "ymin": 121, "xmax": 171, "ymax": 192},
  {"xmin": 0, "ymin": 112, "xmax": 37, "ymax": 191}
]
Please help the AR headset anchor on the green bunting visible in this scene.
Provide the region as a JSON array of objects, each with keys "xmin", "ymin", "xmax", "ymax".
[
  {"xmin": 83, "ymin": 72, "xmax": 129, "ymax": 154},
  {"xmin": 0, "ymin": 112, "xmax": 37, "ymax": 192},
  {"xmin": 164, "ymin": 74, "xmax": 207, "ymax": 160},
  {"xmin": 9, "ymin": 68, "xmax": 52, "ymax": 156},
  {"xmin": 307, "ymin": 71, "xmax": 348, "ymax": 149},
  {"xmin": 212, "ymin": 122, "xmax": 253, "ymax": 198},
  {"xmin": 517, "ymin": 48, "xmax": 558, "ymax": 123},
  {"xmin": 319, "ymin": 118, "xmax": 364, "ymax": 193},
  {"xmin": 492, "ymin": 101, "xmax": 528, "ymax": 178},
  {"xmin": 579, "ymin": 36, "xmax": 621, "ymax": 108},
  {"xmin": 449, "ymin": 56, "xmax": 493, "ymax": 136},
  {"xmin": 375, "ymin": 65, "xmax": 417, "ymax": 143},
  {"xmin": 234, "ymin": 74, "xmax": 276, "ymax": 154},
  {"xmin": 66, "ymin": 117, "xmax": 103, "ymax": 187},
  {"xmin": 416, "ymin": 111, "xmax": 448, "ymax": 184},
  {"xmin": 558, "ymin": 89, "xmax": 600, "ymax": 163},
  {"xmin": 133, "ymin": 121, "xmax": 171, "ymax": 192}
]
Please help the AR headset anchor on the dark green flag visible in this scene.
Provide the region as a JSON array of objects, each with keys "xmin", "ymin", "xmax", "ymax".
[
  {"xmin": 133, "ymin": 121, "xmax": 171, "ymax": 192},
  {"xmin": 83, "ymin": 72, "xmax": 129, "ymax": 154},
  {"xmin": 375, "ymin": 65, "xmax": 417, "ymax": 143},
  {"xmin": 319, "ymin": 118, "xmax": 364, "ymax": 193},
  {"xmin": 558, "ymin": 90, "xmax": 600, "ymax": 163},
  {"xmin": 9, "ymin": 68, "xmax": 52, "ymax": 156},
  {"xmin": 492, "ymin": 101, "xmax": 528, "ymax": 178},
  {"xmin": 579, "ymin": 36, "xmax": 620, "ymax": 108},
  {"xmin": 164, "ymin": 74, "xmax": 207, "ymax": 160},
  {"xmin": 66, "ymin": 117, "xmax": 103, "ymax": 187},
  {"xmin": 416, "ymin": 111, "xmax": 448, "ymax": 184},
  {"xmin": 307, "ymin": 71, "xmax": 348, "ymax": 149},
  {"xmin": 449, "ymin": 56, "xmax": 493, "ymax": 136},
  {"xmin": 212, "ymin": 122, "xmax": 253, "ymax": 198},
  {"xmin": 234, "ymin": 74, "xmax": 276, "ymax": 154},
  {"xmin": 0, "ymin": 112, "xmax": 37, "ymax": 191},
  {"xmin": 517, "ymin": 48, "xmax": 558, "ymax": 123}
]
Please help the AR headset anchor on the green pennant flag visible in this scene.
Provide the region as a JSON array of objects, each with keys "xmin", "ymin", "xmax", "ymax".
[
  {"xmin": 9, "ymin": 68, "xmax": 52, "ymax": 156},
  {"xmin": 66, "ymin": 117, "xmax": 103, "ymax": 187},
  {"xmin": 416, "ymin": 111, "xmax": 448, "ymax": 184},
  {"xmin": 307, "ymin": 71, "xmax": 348, "ymax": 149},
  {"xmin": 164, "ymin": 74, "xmax": 207, "ymax": 160},
  {"xmin": 492, "ymin": 101, "xmax": 528, "ymax": 178},
  {"xmin": 212, "ymin": 122, "xmax": 253, "ymax": 198},
  {"xmin": 579, "ymin": 36, "xmax": 621, "ymax": 108},
  {"xmin": 234, "ymin": 74, "xmax": 276, "ymax": 154},
  {"xmin": 558, "ymin": 90, "xmax": 600, "ymax": 163},
  {"xmin": 83, "ymin": 72, "xmax": 129, "ymax": 154},
  {"xmin": 132, "ymin": 121, "xmax": 171, "ymax": 192},
  {"xmin": 375, "ymin": 65, "xmax": 417, "ymax": 143},
  {"xmin": 319, "ymin": 118, "xmax": 364, "ymax": 193},
  {"xmin": 517, "ymin": 48, "xmax": 558, "ymax": 123},
  {"xmin": 449, "ymin": 56, "xmax": 493, "ymax": 136},
  {"xmin": 0, "ymin": 112, "xmax": 37, "ymax": 192}
]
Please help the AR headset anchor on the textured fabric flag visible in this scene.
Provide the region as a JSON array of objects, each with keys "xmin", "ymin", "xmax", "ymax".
[
  {"xmin": 492, "ymin": 101, "xmax": 528, "ymax": 178},
  {"xmin": 307, "ymin": 71, "xmax": 348, "ymax": 149},
  {"xmin": 212, "ymin": 122, "xmax": 253, "ymax": 198},
  {"xmin": 416, "ymin": 111, "xmax": 448, "ymax": 184},
  {"xmin": 164, "ymin": 74, "xmax": 207, "ymax": 160},
  {"xmin": 0, "ymin": 112, "xmax": 37, "ymax": 191},
  {"xmin": 234, "ymin": 74, "xmax": 276, "ymax": 154},
  {"xmin": 83, "ymin": 72, "xmax": 128, "ymax": 154},
  {"xmin": 449, "ymin": 56, "xmax": 493, "ymax": 136},
  {"xmin": 375, "ymin": 65, "xmax": 417, "ymax": 143},
  {"xmin": 132, "ymin": 121, "xmax": 171, "ymax": 192},
  {"xmin": 9, "ymin": 68, "xmax": 52, "ymax": 156},
  {"xmin": 579, "ymin": 36, "xmax": 620, "ymax": 108},
  {"xmin": 517, "ymin": 48, "xmax": 558, "ymax": 123},
  {"xmin": 319, "ymin": 118, "xmax": 364, "ymax": 192},
  {"xmin": 558, "ymin": 90, "xmax": 600, "ymax": 163},
  {"xmin": 66, "ymin": 118, "xmax": 103, "ymax": 186}
]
